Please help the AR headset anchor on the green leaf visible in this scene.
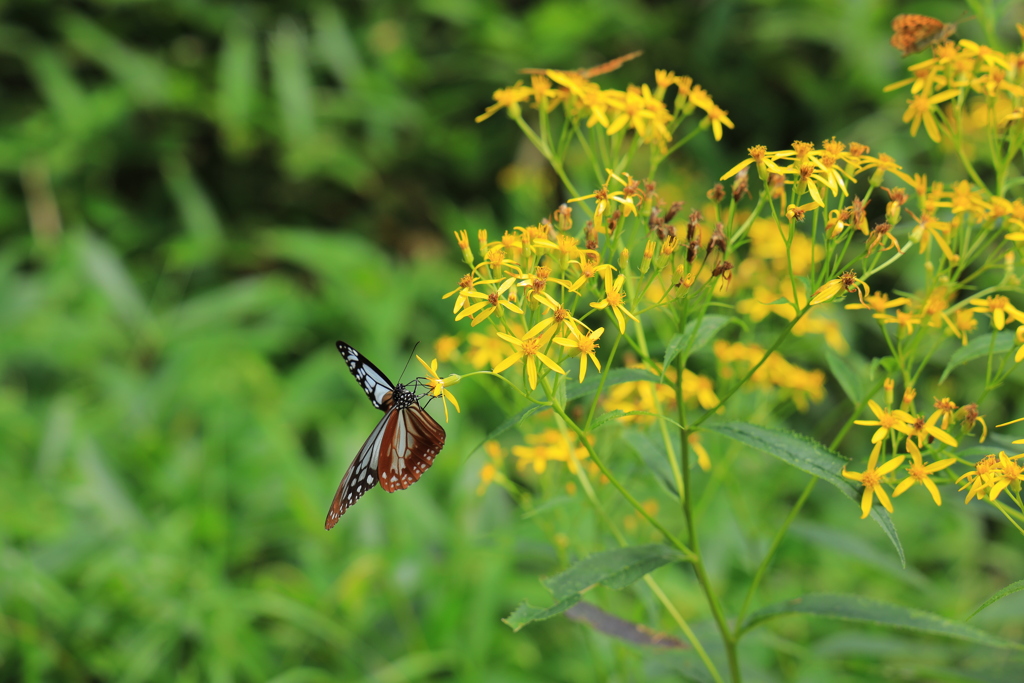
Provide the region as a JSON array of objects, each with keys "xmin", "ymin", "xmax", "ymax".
[
  {"xmin": 566, "ymin": 368, "xmax": 662, "ymax": 401},
  {"xmin": 742, "ymin": 594, "xmax": 1024, "ymax": 650},
  {"xmin": 967, "ymin": 579, "xmax": 1024, "ymax": 620},
  {"xmin": 706, "ymin": 422, "xmax": 904, "ymax": 567},
  {"xmin": 216, "ymin": 16, "xmax": 259, "ymax": 153},
  {"xmin": 504, "ymin": 596, "xmax": 582, "ymax": 631},
  {"xmin": 826, "ymin": 348, "xmax": 868, "ymax": 404},
  {"xmin": 543, "ymin": 544, "xmax": 685, "ymax": 595},
  {"xmin": 503, "ymin": 545, "xmax": 685, "ymax": 631},
  {"xmin": 663, "ymin": 315, "xmax": 731, "ymax": 375},
  {"xmin": 940, "ymin": 332, "xmax": 1015, "ymax": 384},
  {"xmin": 590, "ymin": 409, "xmax": 626, "ymax": 430},
  {"xmin": 487, "ymin": 405, "xmax": 543, "ymax": 440}
]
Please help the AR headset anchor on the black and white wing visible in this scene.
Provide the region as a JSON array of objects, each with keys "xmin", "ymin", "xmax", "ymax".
[
  {"xmin": 324, "ymin": 410, "xmax": 393, "ymax": 529},
  {"xmin": 336, "ymin": 341, "xmax": 395, "ymax": 411}
]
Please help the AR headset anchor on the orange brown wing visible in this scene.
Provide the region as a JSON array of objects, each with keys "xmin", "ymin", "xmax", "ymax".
[
  {"xmin": 377, "ymin": 404, "xmax": 446, "ymax": 493},
  {"xmin": 890, "ymin": 14, "xmax": 956, "ymax": 56},
  {"xmin": 520, "ymin": 50, "xmax": 643, "ymax": 77}
]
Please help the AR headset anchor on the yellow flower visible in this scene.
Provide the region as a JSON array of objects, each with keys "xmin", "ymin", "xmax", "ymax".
[
  {"xmin": 493, "ymin": 328, "xmax": 566, "ymax": 390},
  {"xmin": 477, "ymin": 441, "xmax": 505, "ymax": 495},
  {"xmin": 897, "ymin": 409, "xmax": 959, "ymax": 448},
  {"xmin": 443, "ymin": 273, "xmax": 491, "ymax": 313},
  {"xmin": 553, "ymin": 325, "xmax": 604, "ymax": 382},
  {"xmin": 854, "ymin": 400, "xmax": 915, "ymax": 443},
  {"xmin": 567, "ymin": 256, "xmax": 614, "ymax": 293},
  {"xmin": 987, "ymin": 452, "xmax": 1024, "ymax": 501},
  {"xmin": 416, "ymin": 356, "xmax": 461, "ymax": 423},
  {"xmin": 892, "ymin": 440, "xmax": 957, "ymax": 505},
  {"xmin": 842, "ymin": 441, "xmax": 906, "ymax": 518},
  {"xmin": 467, "ymin": 331, "xmax": 508, "ymax": 369},
  {"xmin": 809, "ymin": 270, "xmax": 868, "ymax": 306},
  {"xmin": 590, "ymin": 270, "xmax": 640, "ymax": 333},
  {"xmin": 845, "ymin": 292, "xmax": 912, "ymax": 313},
  {"xmin": 475, "ymin": 82, "xmax": 534, "ymax": 123},
  {"xmin": 511, "ymin": 428, "xmax": 591, "ymax": 474},
  {"xmin": 957, "ymin": 454, "xmax": 1000, "ymax": 503},
  {"xmin": 902, "ymin": 88, "xmax": 960, "ymax": 143},
  {"xmin": 689, "ymin": 432, "xmax": 711, "ymax": 471},
  {"xmin": 872, "ymin": 308, "xmax": 922, "ymax": 335},
  {"xmin": 968, "ymin": 295, "xmax": 1024, "ymax": 330},
  {"xmin": 456, "ymin": 277, "xmax": 524, "ymax": 326}
]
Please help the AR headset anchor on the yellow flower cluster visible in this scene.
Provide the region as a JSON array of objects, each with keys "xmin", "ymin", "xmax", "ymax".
[
  {"xmin": 477, "ymin": 68, "xmax": 733, "ymax": 150},
  {"xmin": 713, "ymin": 340, "xmax": 826, "ymax": 412},
  {"xmin": 885, "ymin": 38, "xmax": 1024, "ymax": 143}
]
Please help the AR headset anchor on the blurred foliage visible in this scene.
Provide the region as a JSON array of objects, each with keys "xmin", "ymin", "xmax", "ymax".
[{"xmin": 1, "ymin": 0, "xmax": 1023, "ymax": 681}]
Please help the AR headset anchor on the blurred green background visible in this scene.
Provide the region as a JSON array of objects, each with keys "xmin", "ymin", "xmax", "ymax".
[{"xmin": 2, "ymin": 1, "xmax": 1023, "ymax": 681}]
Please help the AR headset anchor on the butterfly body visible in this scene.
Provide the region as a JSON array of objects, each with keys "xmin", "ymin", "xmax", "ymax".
[
  {"xmin": 325, "ymin": 342, "xmax": 446, "ymax": 529},
  {"xmin": 520, "ymin": 50, "xmax": 643, "ymax": 78},
  {"xmin": 890, "ymin": 14, "xmax": 957, "ymax": 56}
]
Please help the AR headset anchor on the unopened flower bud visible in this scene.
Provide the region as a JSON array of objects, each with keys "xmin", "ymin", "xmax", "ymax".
[
  {"xmin": 641, "ymin": 240, "xmax": 656, "ymax": 274},
  {"xmin": 901, "ymin": 387, "xmax": 916, "ymax": 408},
  {"xmin": 619, "ymin": 248, "xmax": 630, "ymax": 271},
  {"xmin": 884, "ymin": 377, "xmax": 895, "ymax": 406},
  {"xmin": 555, "ymin": 203, "xmax": 573, "ymax": 231}
]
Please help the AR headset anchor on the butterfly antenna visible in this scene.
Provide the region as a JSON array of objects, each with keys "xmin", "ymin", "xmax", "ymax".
[{"xmin": 397, "ymin": 341, "xmax": 420, "ymax": 384}]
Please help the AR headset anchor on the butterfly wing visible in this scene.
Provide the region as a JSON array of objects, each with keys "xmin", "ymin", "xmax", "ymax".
[
  {"xmin": 324, "ymin": 409, "xmax": 394, "ymax": 529},
  {"xmin": 336, "ymin": 341, "xmax": 395, "ymax": 411},
  {"xmin": 377, "ymin": 403, "xmax": 447, "ymax": 493}
]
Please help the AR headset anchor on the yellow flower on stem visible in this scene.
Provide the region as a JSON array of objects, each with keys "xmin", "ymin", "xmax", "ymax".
[
  {"xmin": 902, "ymin": 88, "xmax": 960, "ymax": 143},
  {"xmin": 456, "ymin": 277, "xmax": 524, "ymax": 326},
  {"xmin": 872, "ymin": 308, "xmax": 923, "ymax": 335},
  {"xmin": 443, "ymin": 273, "xmax": 494, "ymax": 314},
  {"xmin": 968, "ymin": 295, "xmax": 1024, "ymax": 330},
  {"xmin": 809, "ymin": 270, "xmax": 869, "ymax": 306},
  {"xmin": 553, "ymin": 324, "xmax": 604, "ymax": 382},
  {"xmin": 475, "ymin": 82, "xmax": 534, "ymax": 123},
  {"xmin": 988, "ymin": 452, "xmax": 1024, "ymax": 501},
  {"xmin": 719, "ymin": 145, "xmax": 792, "ymax": 182},
  {"xmin": 567, "ymin": 257, "xmax": 614, "ymax": 293},
  {"xmin": 590, "ymin": 270, "xmax": 640, "ymax": 333},
  {"xmin": 493, "ymin": 328, "xmax": 566, "ymax": 390},
  {"xmin": 415, "ymin": 356, "xmax": 461, "ymax": 423},
  {"xmin": 854, "ymin": 400, "xmax": 916, "ymax": 443},
  {"xmin": 892, "ymin": 440, "xmax": 957, "ymax": 505},
  {"xmin": 843, "ymin": 441, "xmax": 906, "ymax": 518},
  {"xmin": 897, "ymin": 409, "xmax": 959, "ymax": 448},
  {"xmin": 957, "ymin": 454, "xmax": 1000, "ymax": 503},
  {"xmin": 845, "ymin": 292, "xmax": 912, "ymax": 314}
]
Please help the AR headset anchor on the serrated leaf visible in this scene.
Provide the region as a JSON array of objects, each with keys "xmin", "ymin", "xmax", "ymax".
[
  {"xmin": 940, "ymin": 332, "xmax": 1015, "ymax": 384},
  {"xmin": 543, "ymin": 544, "xmax": 685, "ymax": 597},
  {"xmin": 826, "ymin": 348, "xmax": 867, "ymax": 404},
  {"xmin": 706, "ymin": 422, "xmax": 904, "ymax": 567},
  {"xmin": 504, "ymin": 545, "xmax": 685, "ymax": 631},
  {"xmin": 590, "ymin": 409, "xmax": 626, "ymax": 430},
  {"xmin": 742, "ymin": 594, "xmax": 1023, "ymax": 650},
  {"xmin": 503, "ymin": 595, "xmax": 582, "ymax": 631},
  {"xmin": 663, "ymin": 315, "xmax": 731, "ymax": 376},
  {"xmin": 967, "ymin": 579, "xmax": 1024, "ymax": 620},
  {"xmin": 566, "ymin": 368, "xmax": 662, "ymax": 401}
]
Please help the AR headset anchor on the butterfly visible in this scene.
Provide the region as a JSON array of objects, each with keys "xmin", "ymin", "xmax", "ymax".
[
  {"xmin": 520, "ymin": 50, "xmax": 643, "ymax": 78},
  {"xmin": 325, "ymin": 341, "xmax": 446, "ymax": 529},
  {"xmin": 890, "ymin": 14, "xmax": 957, "ymax": 57}
]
